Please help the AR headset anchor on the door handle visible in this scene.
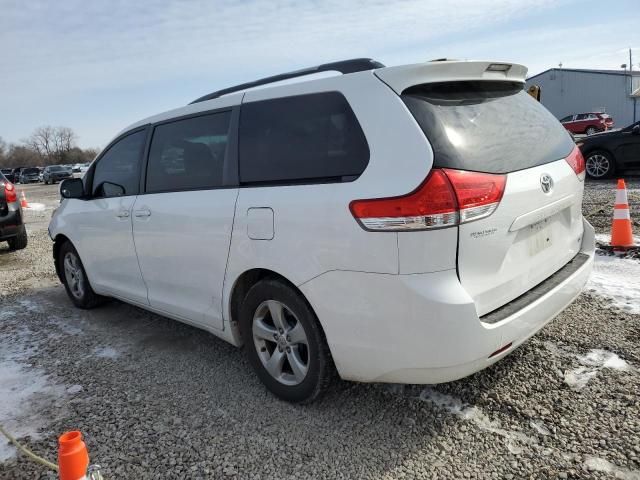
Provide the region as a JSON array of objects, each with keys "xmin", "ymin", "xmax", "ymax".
[
  {"xmin": 116, "ymin": 210, "xmax": 130, "ymax": 218},
  {"xmin": 134, "ymin": 209, "xmax": 151, "ymax": 218}
]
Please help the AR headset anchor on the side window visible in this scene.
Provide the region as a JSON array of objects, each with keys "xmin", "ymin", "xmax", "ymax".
[
  {"xmin": 146, "ymin": 112, "xmax": 231, "ymax": 193},
  {"xmin": 92, "ymin": 130, "xmax": 146, "ymax": 197},
  {"xmin": 560, "ymin": 115, "xmax": 573, "ymax": 123},
  {"xmin": 239, "ymin": 92, "xmax": 369, "ymax": 184},
  {"xmin": 575, "ymin": 114, "xmax": 588, "ymax": 121}
]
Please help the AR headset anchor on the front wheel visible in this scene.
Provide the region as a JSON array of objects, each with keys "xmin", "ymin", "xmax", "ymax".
[
  {"xmin": 585, "ymin": 151, "xmax": 615, "ymax": 179},
  {"xmin": 58, "ymin": 241, "xmax": 105, "ymax": 309},
  {"xmin": 239, "ymin": 279, "xmax": 334, "ymax": 403}
]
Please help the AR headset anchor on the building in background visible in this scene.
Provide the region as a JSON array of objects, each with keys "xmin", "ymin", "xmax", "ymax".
[{"xmin": 526, "ymin": 69, "xmax": 640, "ymax": 128}]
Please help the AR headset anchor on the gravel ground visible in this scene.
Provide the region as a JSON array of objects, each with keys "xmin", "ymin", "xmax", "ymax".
[{"xmin": 1, "ymin": 179, "xmax": 639, "ymax": 480}]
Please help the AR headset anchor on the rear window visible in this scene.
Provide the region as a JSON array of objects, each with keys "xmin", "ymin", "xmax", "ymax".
[
  {"xmin": 239, "ymin": 92, "xmax": 369, "ymax": 185},
  {"xmin": 23, "ymin": 168, "xmax": 39, "ymax": 174},
  {"xmin": 50, "ymin": 166, "xmax": 64, "ymax": 171},
  {"xmin": 402, "ymin": 81, "xmax": 574, "ymax": 174}
]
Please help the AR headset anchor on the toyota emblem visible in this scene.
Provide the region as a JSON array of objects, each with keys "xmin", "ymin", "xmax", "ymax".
[{"xmin": 540, "ymin": 173, "xmax": 553, "ymax": 194}]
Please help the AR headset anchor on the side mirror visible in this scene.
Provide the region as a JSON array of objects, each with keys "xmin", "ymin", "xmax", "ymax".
[
  {"xmin": 60, "ymin": 178, "xmax": 85, "ymax": 199},
  {"xmin": 633, "ymin": 125, "xmax": 640, "ymax": 135}
]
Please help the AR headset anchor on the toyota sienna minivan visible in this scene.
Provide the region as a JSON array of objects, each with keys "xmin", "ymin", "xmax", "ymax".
[{"xmin": 49, "ymin": 58, "xmax": 595, "ymax": 403}]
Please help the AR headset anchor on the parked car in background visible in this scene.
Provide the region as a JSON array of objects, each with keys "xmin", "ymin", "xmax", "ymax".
[
  {"xmin": 19, "ymin": 167, "xmax": 41, "ymax": 184},
  {"xmin": 79, "ymin": 163, "xmax": 90, "ymax": 174},
  {"xmin": 0, "ymin": 168, "xmax": 16, "ymax": 183},
  {"xmin": 11, "ymin": 167, "xmax": 24, "ymax": 183},
  {"xmin": 0, "ymin": 171, "xmax": 28, "ymax": 250},
  {"xmin": 576, "ymin": 121, "xmax": 640, "ymax": 178},
  {"xmin": 560, "ymin": 112, "xmax": 613, "ymax": 136},
  {"xmin": 43, "ymin": 165, "xmax": 73, "ymax": 184},
  {"xmin": 49, "ymin": 58, "xmax": 594, "ymax": 403}
]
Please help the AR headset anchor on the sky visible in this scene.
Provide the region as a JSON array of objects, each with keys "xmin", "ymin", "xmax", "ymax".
[{"xmin": 1, "ymin": 0, "xmax": 639, "ymax": 149}]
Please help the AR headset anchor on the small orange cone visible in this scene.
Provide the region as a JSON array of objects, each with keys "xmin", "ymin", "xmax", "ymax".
[
  {"xmin": 58, "ymin": 431, "xmax": 89, "ymax": 480},
  {"xmin": 20, "ymin": 191, "xmax": 29, "ymax": 208},
  {"xmin": 610, "ymin": 179, "xmax": 634, "ymax": 248}
]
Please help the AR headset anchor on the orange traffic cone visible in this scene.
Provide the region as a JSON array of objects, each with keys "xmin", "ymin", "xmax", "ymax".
[
  {"xmin": 610, "ymin": 179, "xmax": 634, "ymax": 248},
  {"xmin": 58, "ymin": 431, "xmax": 89, "ymax": 480},
  {"xmin": 20, "ymin": 191, "xmax": 29, "ymax": 208}
]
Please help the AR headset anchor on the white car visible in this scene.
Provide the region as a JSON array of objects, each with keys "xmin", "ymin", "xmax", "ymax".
[{"xmin": 49, "ymin": 58, "xmax": 595, "ymax": 403}]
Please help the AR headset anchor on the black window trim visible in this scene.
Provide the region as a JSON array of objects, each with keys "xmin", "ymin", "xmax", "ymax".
[
  {"xmin": 237, "ymin": 90, "xmax": 370, "ymax": 188},
  {"xmin": 139, "ymin": 105, "xmax": 240, "ymax": 195},
  {"xmin": 86, "ymin": 125, "xmax": 150, "ymax": 200}
]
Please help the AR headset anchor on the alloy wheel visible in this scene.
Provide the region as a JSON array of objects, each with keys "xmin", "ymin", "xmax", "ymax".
[
  {"xmin": 63, "ymin": 251, "xmax": 85, "ymax": 300},
  {"xmin": 252, "ymin": 300, "xmax": 309, "ymax": 386},
  {"xmin": 586, "ymin": 154, "xmax": 610, "ymax": 178}
]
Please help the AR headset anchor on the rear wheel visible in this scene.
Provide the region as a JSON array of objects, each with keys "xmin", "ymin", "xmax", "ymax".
[
  {"xmin": 7, "ymin": 226, "xmax": 27, "ymax": 251},
  {"xmin": 239, "ymin": 279, "xmax": 334, "ymax": 403},
  {"xmin": 585, "ymin": 126, "xmax": 597, "ymax": 135},
  {"xmin": 58, "ymin": 241, "xmax": 105, "ymax": 309},
  {"xmin": 585, "ymin": 151, "xmax": 615, "ymax": 179}
]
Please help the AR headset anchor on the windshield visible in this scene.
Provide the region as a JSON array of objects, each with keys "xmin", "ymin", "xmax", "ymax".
[
  {"xmin": 24, "ymin": 168, "xmax": 39, "ymax": 174},
  {"xmin": 402, "ymin": 81, "xmax": 575, "ymax": 174},
  {"xmin": 50, "ymin": 166, "xmax": 65, "ymax": 171}
]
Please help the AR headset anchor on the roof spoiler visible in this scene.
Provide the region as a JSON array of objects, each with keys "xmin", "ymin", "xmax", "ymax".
[{"xmin": 374, "ymin": 60, "xmax": 527, "ymax": 95}]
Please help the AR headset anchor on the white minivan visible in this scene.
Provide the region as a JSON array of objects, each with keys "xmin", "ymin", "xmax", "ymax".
[{"xmin": 50, "ymin": 58, "xmax": 594, "ymax": 403}]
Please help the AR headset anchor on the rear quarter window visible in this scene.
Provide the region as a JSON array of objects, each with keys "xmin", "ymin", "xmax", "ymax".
[
  {"xmin": 239, "ymin": 92, "xmax": 369, "ymax": 185},
  {"xmin": 402, "ymin": 81, "xmax": 575, "ymax": 174}
]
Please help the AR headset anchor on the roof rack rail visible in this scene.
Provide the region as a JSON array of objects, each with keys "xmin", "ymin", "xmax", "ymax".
[{"xmin": 189, "ymin": 58, "xmax": 385, "ymax": 104}]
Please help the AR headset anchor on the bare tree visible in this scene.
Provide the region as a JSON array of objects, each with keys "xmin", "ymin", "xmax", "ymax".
[
  {"xmin": 23, "ymin": 125, "xmax": 80, "ymax": 164},
  {"xmin": 25, "ymin": 125, "xmax": 56, "ymax": 159},
  {"xmin": 53, "ymin": 127, "xmax": 77, "ymax": 161},
  {"xmin": 0, "ymin": 137, "xmax": 6, "ymax": 165}
]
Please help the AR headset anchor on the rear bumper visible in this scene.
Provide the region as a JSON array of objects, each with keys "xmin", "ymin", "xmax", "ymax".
[
  {"xmin": 300, "ymin": 218, "xmax": 595, "ymax": 384},
  {"xmin": 0, "ymin": 203, "xmax": 24, "ymax": 240}
]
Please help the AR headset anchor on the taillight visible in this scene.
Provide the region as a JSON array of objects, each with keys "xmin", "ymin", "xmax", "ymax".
[
  {"xmin": 443, "ymin": 169, "xmax": 506, "ymax": 223},
  {"xmin": 349, "ymin": 168, "xmax": 506, "ymax": 231},
  {"xmin": 3, "ymin": 181, "xmax": 17, "ymax": 203},
  {"xmin": 565, "ymin": 147, "xmax": 585, "ymax": 181}
]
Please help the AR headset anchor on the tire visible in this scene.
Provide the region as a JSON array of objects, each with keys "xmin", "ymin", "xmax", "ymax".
[
  {"xmin": 44, "ymin": 178, "xmax": 49, "ymax": 185},
  {"xmin": 239, "ymin": 279, "xmax": 334, "ymax": 403},
  {"xmin": 585, "ymin": 150, "xmax": 615, "ymax": 179},
  {"xmin": 7, "ymin": 226, "xmax": 28, "ymax": 251},
  {"xmin": 585, "ymin": 126, "xmax": 597, "ymax": 136},
  {"xmin": 58, "ymin": 241, "xmax": 105, "ymax": 309}
]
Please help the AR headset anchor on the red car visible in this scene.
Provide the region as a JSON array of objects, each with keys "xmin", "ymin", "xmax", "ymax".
[{"xmin": 559, "ymin": 112, "xmax": 614, "ymax": 135}]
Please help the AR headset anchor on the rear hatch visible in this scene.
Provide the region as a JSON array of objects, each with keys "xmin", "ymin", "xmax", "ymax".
[{"xmin": 378, "ymin": 64, "xmax": 584, "ymax": 316}]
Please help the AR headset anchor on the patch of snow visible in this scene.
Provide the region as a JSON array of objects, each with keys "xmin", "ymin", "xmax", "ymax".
[
  {"xmin": 92, "ymin": 346, "xmax": 119, "ymax": 359},
  {"xmin": 24, "ymin": 202, "xmax": 46, "ymax": 211},
  {"xmin": 584, "ymin": 456, "xmax": 640, "ymax": 480},
  {"xmin": 49, "ymin": 316, "xmax": 83, "ymax": 336},
  {"xmin": 529, "ymin": 420, "xmax": 550, "ymax": 436},
  {"xmin": 586, "ymin": 255, "xmax": 640, "ymax": 315},
  {"xmin": 0, "ymin": 327, "xmax": 64, "ymax": 462},
  {"xmin": 66, "ymin": 384, "xmax": 83, "ymax": 394},
  {"xmin": 564, "ymin": 367, "xmax": 598, "ymax": 390},
  {"xmin": 17, "ymin": 299, "xmax": 43, "ymax": 314},
  {"xmin": 419, "ymin": 387, "xmax": 535, "ymax": 454},
  {"xmin": 595, "ymin": 232, "xmax": 640, "ymax": 246},
  {"xmin": 579, "ymin": 349, "xmax": 629, "ymax": 370},
  {"xmin": 0, "ymin": 309, "xmax": 17, "ymax": 321},
  {"xmin": 564, "ymin": 349, "xmax": 629, "ymax": 390}
]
